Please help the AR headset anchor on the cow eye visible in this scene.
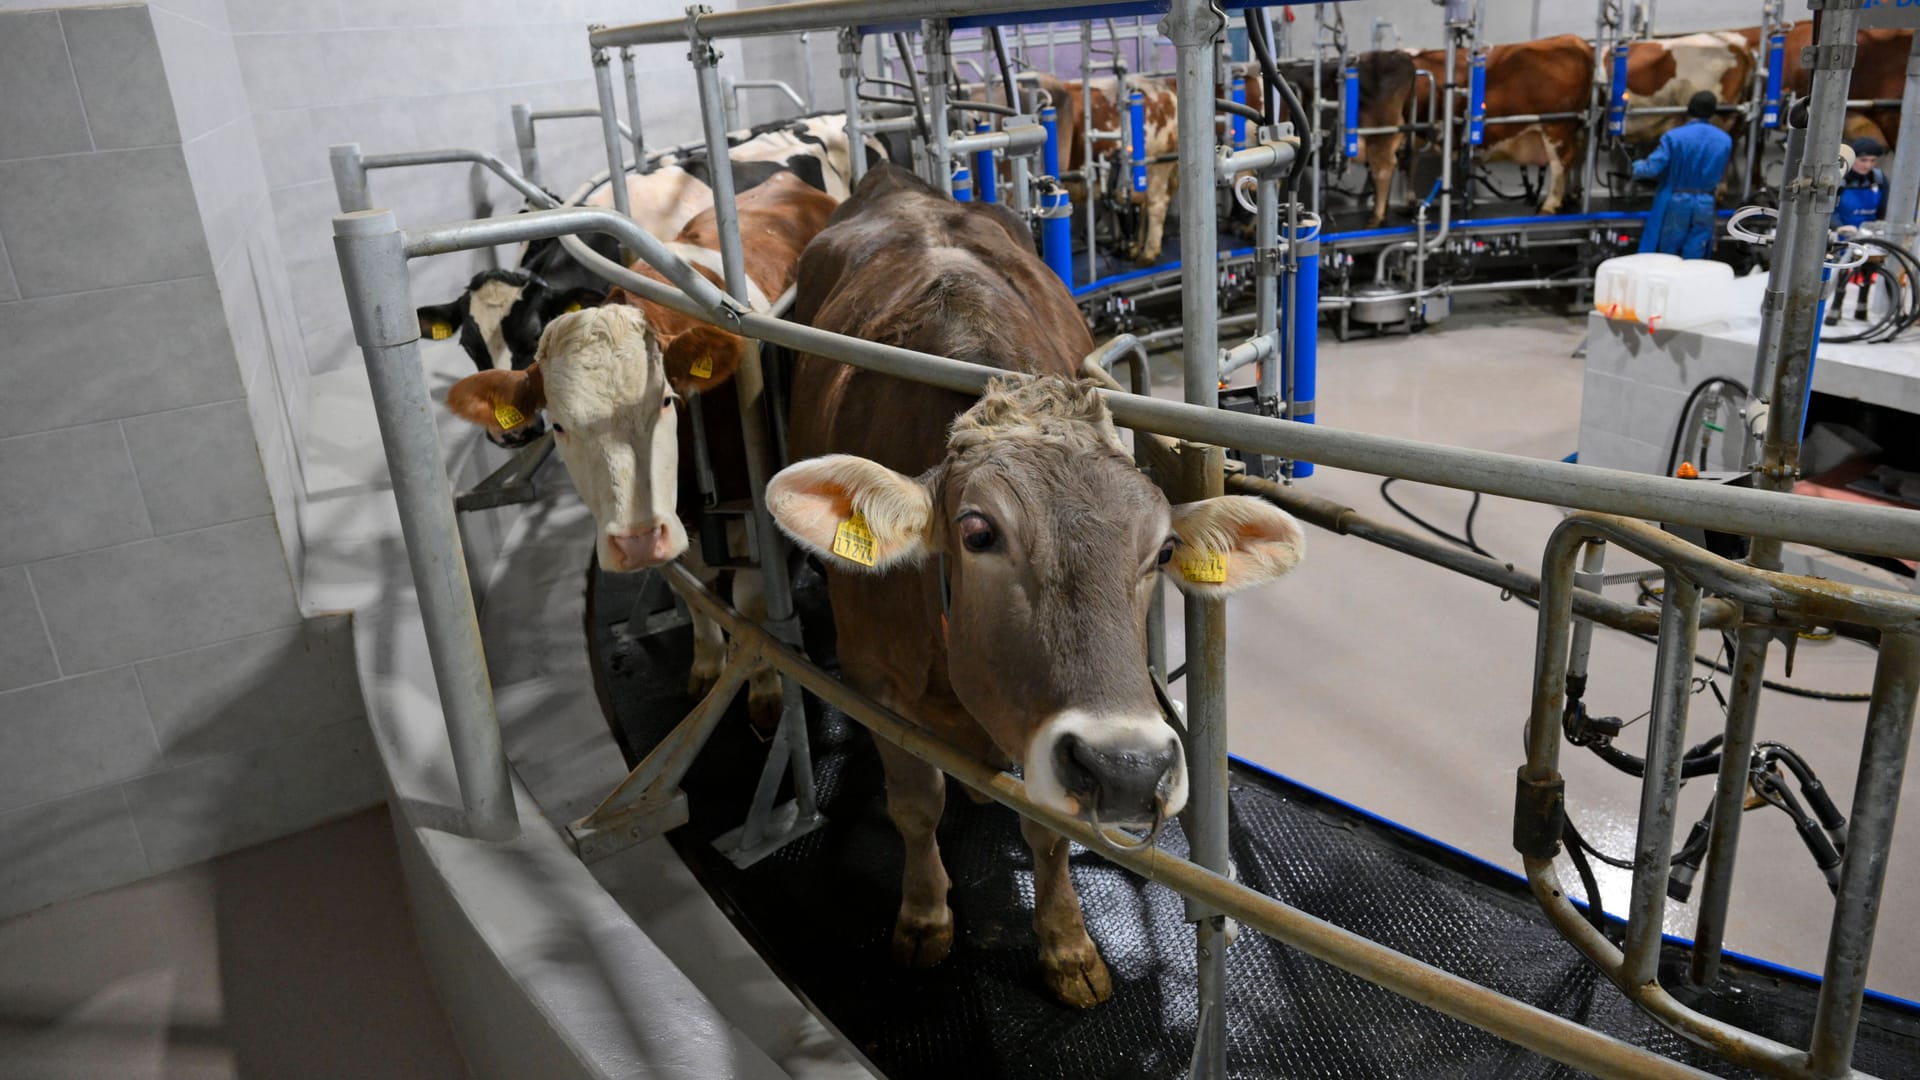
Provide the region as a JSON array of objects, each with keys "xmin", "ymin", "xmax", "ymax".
[
  {"xmin": 1156, "ymin": 538, "xmax": 1177, "ymax": 566},
  {"xmin": 550, "ymin": 422, "xmax": 566, "ymax": 435},
  {"xmin": 958, "ymin": 512, "xmax": 996, "ymax": 553}
]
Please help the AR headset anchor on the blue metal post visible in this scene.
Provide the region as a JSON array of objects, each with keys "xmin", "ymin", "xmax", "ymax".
[
  {"xmin": 1129, "ymin": 90, "xmax": 1148, "ymax": 193},
  {"xmin": 1468, "ymin": 50, "xmax": 1487, "ymax": 146},
  {"xmin": 1290, "ymin": 223, "xmax": 1319, "ymax": 478},
  {"xmin": 973, "ymin": 120, "xmax": 998, "ymax": 204},
  {"xmin": 1231, "ymin": 75, "xmax": 1247, "ymax": 149},
  {"xmin": 1607, "ymin": 41, "xmax": 1631, "ymax": 137},
  {"xmin": 1039, "ymin": 105, "xmax": 1074, "ymax": 285},
  {"xmin": 1764, "ymin": 32, "xmax": 1786, "ymax": 129},
  {"xmin": 1343, "ymin": 66, "xmax": 1360, "ymax": 158}
]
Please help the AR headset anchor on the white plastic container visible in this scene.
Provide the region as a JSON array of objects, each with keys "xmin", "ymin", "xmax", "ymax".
[{"xmin": 1593, "ymin": 254, "xmax": 1735, "ymax": 331}]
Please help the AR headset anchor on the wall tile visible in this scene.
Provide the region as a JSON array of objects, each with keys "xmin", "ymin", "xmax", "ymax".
[
  {"xmin": 0, "ymin": 568, "xmax": 58, "ymax": 692},
  {"xmin": 226, "ymin": 0, "xmax": 341, "ymax": 33},
  {"xmin": 146, "ymin": 0, "xmax": 229, "ymax": 32},
  {"xmin": 0, "ymin": 147, "xmax": 212, "ymax": 298},
  {"xmin": 0, "ymin": 787, "xmax": 150, "ymax": 919},
  {"xmin": 0, "ymin": 669, "xmax": 159, "ymax": 813},
  {"xmin": 61, "ymin": 5, "xmax": 181, "ymax": 151},
  {"xmin": 0, "ymin": 230, "xmax": 17, "ymax": 301},
  {"xmin": 232, "ymin": 29, "xmax": 341, "ymax": 113},
  {"xmin": 148, "ymin": 6, "xmax": 251, "ymax": 143},
  {"xmin": 253, "ymin": 99, "xmax": 418, "ymax": 190},
  {"xmin": 136, "ymin": 616, "xmax": 361, "ymax": 764},
  {"xmin": 0, "ymin": 12, "xmax": 93, "ymax": 160},
  {"xmin": 1, "ymin": 277, "xmax": 243, "ymax": 437},
  {"xmin": 32, "ymin": 516, "xmax": 300, "ymax": 675},
  {"xmin": 124, "ymin": 717, "xmax": 382, "ymax": 874},
  {"xmin": 0, "ymin": 421, "xmax": 150, "ymax": 565},
  {"xmin": 122, "ymin": 400, "xmax": 274, "ymax": 536},
  {"xmin": 182, "ymin": 117, "xmax": 271, "ymax": 269}
]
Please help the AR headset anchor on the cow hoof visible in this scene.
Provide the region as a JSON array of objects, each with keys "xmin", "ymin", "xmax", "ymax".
[
  {"xmin": 747, "ymin": 688, "xmax": 783, "ymax": 739},
  {"xmin": 686, "ymin": 669, "xmax": 721, "ymax": 701},
  {"xmin": 891, "ymin": 913, "xmax": 954, "ymax": 968},
  {"xmin": 1041, "ymin": 947, "xmax": 1113, "ymax": 1008}
]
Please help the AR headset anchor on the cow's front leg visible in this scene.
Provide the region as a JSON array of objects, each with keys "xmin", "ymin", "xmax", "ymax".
[
  {"xmin": 729, "ymin": 567, "xmax": 783, "ymax": 736},
  {"xmin": 877, "ymin": 740, "xmax": 953, "ymax": 968},
  {"xmin": 1365, "ymin": 132, "xmax": 1403, "ymax": 227},
  {"xmin": 1134, "ymin": 162, "xmax": 1175, "ymax": 265},
  {"xmin": 668, "ymin": 552, "xmax": 727, "ymax": 700},
  {"xmin": 1540, "ymin": 134, "xmax": 1569, "ymax": 216},
  {"xmin": 1020, "ymin": 816, "xmax": 1112, "ymax": 1007}
]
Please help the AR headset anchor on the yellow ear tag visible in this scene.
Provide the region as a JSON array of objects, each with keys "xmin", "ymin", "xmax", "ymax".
[
  {"xmin": 429, "ymin": 322, "xmax": 453, "ymax": 340},
  {"xmin": 563, "ymin": 302, "xmax": 584, "ymax": 313},
  {"xmin": 1179, "ymin": 549, "xmax": 1228, "ymax": 584},
  {"xmin": 832, "ymin": 511, "xmax": 877, "ymax": 566},
  {"xmin": 493, "ymin": 402, "xmax": 526, "ymax": 431},
  {"xmin": 689, "ymin": 353, "xmax": 715, "ymax": 379}
]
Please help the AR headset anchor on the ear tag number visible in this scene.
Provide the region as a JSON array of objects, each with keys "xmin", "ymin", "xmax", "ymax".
[
  {"xmin": 429, "ymin": 322, "xmax": 454, "ymax": 340},
  {"xmin": 1179, "ymin": 549, "xmax": 1227, "ymax": 584},
  {"xmin": 494, "ymin": 403, "xmax": 527, "ymax": 431},
  {"xmin": 832, "ymin": 512, "xmax": 877, "ymax": 566},
  {"xmin": 690, "ymin": 353, "xmax": 715, "ymax": 379}
]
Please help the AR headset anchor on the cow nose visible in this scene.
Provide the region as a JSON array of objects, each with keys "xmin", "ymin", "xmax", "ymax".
[
  {"xmin": 604, "ymin": 523, "xmax": 675, "ymax": 572},
  {"xmin": 1053, "ymin": 731, "xmax": 1181, "ymax": 827}
]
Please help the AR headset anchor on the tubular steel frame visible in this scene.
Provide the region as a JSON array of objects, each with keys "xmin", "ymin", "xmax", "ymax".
[{"xmin": 328, "ymin": 2, "xmax": 1920, "ymax": 1078}]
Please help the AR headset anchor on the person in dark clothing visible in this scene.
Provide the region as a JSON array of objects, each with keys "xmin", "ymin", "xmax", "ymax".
[
  {"xmin": 1834, "ymin": 136, "xmax": 1888, "ymax": 229},
  {"xmin": 1632, "ymin": 91, "xmax": 1734, "ymax": 257}
]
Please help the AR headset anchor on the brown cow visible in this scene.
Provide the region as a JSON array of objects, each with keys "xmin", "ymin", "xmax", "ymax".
[
  {"xmin": 1406, "ymin": 35, "xmax": 1596, "ymax": 216},
  {"xmin": 1038, "ymin": 73, "xmax": 1180, "ymax": 263},
  {"xmin": 767, "ymin": 164, "xmax": 1306, "ymax": 1007},
  {"xmin": 1271, "ymin": 52, "xmax": 1421, "ymax": 227},
  {"xmin": 1738, "ymin": 23, "xmax": 1912, "ymax": 149},
  {"xmin": 446, "ymin": 170, "xmax": 839, "ymax": 728},
  {"xmin": 1616, "ymin": 32, "xmax": 1755, "ymax": 144}
]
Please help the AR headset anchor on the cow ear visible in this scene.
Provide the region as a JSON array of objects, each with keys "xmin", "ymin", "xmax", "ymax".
[
  {"xmin": 445, "ymin": 364, "xmax": 546, "ymax": 440},
  {"xmin": 662, "ymin": 324, "xmax": 745, "ymax": 394},
  {"xmin": 1163, "ymin": 495, "xmax": 1305, "ymax": 595},
  {"xmin": 767, "ymin": 454, "xmax": 932, "ymax": 573},
  {"xmin": 418, "ymin": 303, "xmax": 461, "ymax": 343}
]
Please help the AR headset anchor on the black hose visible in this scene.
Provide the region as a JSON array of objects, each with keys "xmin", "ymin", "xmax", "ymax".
[
  {"xmin": 1663, "ymin": 376, "xmax": 1750, "ymax": 479},
  {"xmin": 1244, "ymin": 8, "xmax": 1309, "ymax": 191},
  {"xmin": 1822, "ymin": 234, "xmax": 1920, "ymax": 344},
  {"xmin": 990, "ymin": 27, "xmax": 1019, "ymax": 112},
  {"xmin": 1216, "ymin": 98, "xmax": 1266, "ymax": 124},
  {"xmin": 892, "ymin": 32, "xmax": 931, "ymax": 143}
]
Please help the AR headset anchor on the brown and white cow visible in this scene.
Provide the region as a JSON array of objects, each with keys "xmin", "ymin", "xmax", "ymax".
[
  {"xmin": 1039, "ymin": 73, "xmax": 1180, "ymax": 264},
  {"xmin": 768, "ymin": 164, "xmax": 1305, "ymax": 1007},
  {"xmin": 1738, "ymin": 23, "xmax": 1913, "ymax": 149},
  {"xmin": 1402, "ymin": 34, "xmax": 1596, "ymax": 217},
  {"xmin": 445, "ymin": 170, "xmax": 839, "ymax": 727},
  {"xmin": 1613, "ymin": 32, "xmax": 1754, "ymax": 145}
]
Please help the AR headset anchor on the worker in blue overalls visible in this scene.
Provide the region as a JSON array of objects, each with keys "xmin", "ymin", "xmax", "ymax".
[
  {"xmin": 1830, "ymin": 137, "xmax": 1889, "ymax": 323},
  {"xmin": 1631, "ymin": 91, "xmax": 1733, "ymax": 257}
]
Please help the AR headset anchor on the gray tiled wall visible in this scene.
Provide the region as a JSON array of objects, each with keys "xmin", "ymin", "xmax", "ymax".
[{"xmin": 0, "ymin": 4, "xmax": 365, "ymax": 920}]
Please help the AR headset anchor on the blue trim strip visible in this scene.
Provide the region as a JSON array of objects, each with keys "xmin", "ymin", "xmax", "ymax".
[
  {"xmin": 1070, "ymin": 246, "xmax": 1255, "ymax": 296},
  {"xmin": 1225, "ymin": 752, "xmax": 1920, "ymax": 1014}
]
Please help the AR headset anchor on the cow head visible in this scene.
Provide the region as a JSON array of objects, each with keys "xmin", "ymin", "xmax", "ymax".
[
  {"xmin": 445, "ymin": 305, "xmax": 745, "ymax": 573},
  {"xmin": 768, "ymin": 378, "xmax": 1305, "ymax": 835},
  {"xmin": 417, "ymin": 267, "xmax": 605, "ymax": 379}
]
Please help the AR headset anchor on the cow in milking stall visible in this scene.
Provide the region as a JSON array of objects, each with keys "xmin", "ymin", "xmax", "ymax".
[
  {"xmin": 768, "ymin": 163, "xmax": 1306, "ymax": 1007},
  {"xmin": 416, "ymin": 113, "xmax": 878, "ymax": 406},
  {"xmin": 1737, "ymin": 22, "xmax": 1913, "ymax": 151},
  {"xmin": 1037, "ymin": 72, "xmax": 1181, "ymax": 264},
  {"xmin": 443, "ymin": 171, "xmax": 839, "ymax": 731}
]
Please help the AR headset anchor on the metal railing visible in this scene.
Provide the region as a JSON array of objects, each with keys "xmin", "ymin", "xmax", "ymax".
[{"xmin": 328, "ymin": 2, "xmax": 1920, "ymax": 1078}]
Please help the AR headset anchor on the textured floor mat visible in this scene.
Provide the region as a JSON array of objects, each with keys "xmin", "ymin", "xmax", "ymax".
[{"xmin": 583, "ymin": 559, "xmax": 1920, "ymax": 1080}]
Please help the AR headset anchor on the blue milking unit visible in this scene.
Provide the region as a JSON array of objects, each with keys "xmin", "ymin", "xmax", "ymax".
[
  {"xmin": 973, "ymin": 120, "xmax": 998, "ymax": 204},
  {"xmin": 1288, "ymin": 220, "xmax": 1320, "ymax": 478},
  {"xmin": 1343, "ymin": 65, "xmax": 1360, "ymax": 158},
  {"xmin": 1129, "ymin": 90, "xmax": 1148, "ymax": 193},
  {"xmin": 1039, "ymin": 105, "xmax": 1073, "ymax": 284},
  {"xmin": 1467, "ymin": 50, "xmax": 1487, "ymax": 146},
  {"xmin": 1231, "ymin": 75, "xmax": 1248, "ymax": 149},
  {"xmin": 1763, "ymin": 31, "xmax": 1786, "ymax": 129},
  {"xmin": 1606, "ymin": 40, "xmax": 1631, "ymax": 137},
  {"xmin": 953, "ymin": 162, "xmax": 972, "ymax": 201}
]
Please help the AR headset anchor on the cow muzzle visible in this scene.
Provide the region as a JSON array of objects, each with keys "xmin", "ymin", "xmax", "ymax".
[
  {"xmin": 1024, "ymin": 711, "xmax": 1188, "ymax": 842},
  {"xmin": 601, "ymin": 521, "xmax": 682, "ymax": 573}
]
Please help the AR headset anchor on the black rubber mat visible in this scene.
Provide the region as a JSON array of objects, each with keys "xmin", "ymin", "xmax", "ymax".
[{"xmin": 583, "ymin": 557, "xmax": 1920, "ymax": 1080}]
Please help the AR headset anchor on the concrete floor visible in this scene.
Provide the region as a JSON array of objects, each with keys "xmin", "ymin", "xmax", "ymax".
[
  {"xmin": 1155, "ymin": 295, "xmax": 1920, "ymax": 1002},
  {"xmin": 0, "ymin": 807, "xmax": 467, "ymax": 1079}
]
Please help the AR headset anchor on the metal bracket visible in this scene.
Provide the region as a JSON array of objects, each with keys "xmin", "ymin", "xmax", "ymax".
[
  {"xmin": 685, "ymin": 3, "xmax": 719, "ymax": 66},
  {"xmin": 1801, "ymin": 44, "xmax": 1856, "ymax": 71},
  {"xmin": 1252, "ymin": 246, "xmax": 1284, "ymax": 276},
  {"xmin": 1159, "ymin": 0, "xmax": 1226, "ymax": 48}
]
